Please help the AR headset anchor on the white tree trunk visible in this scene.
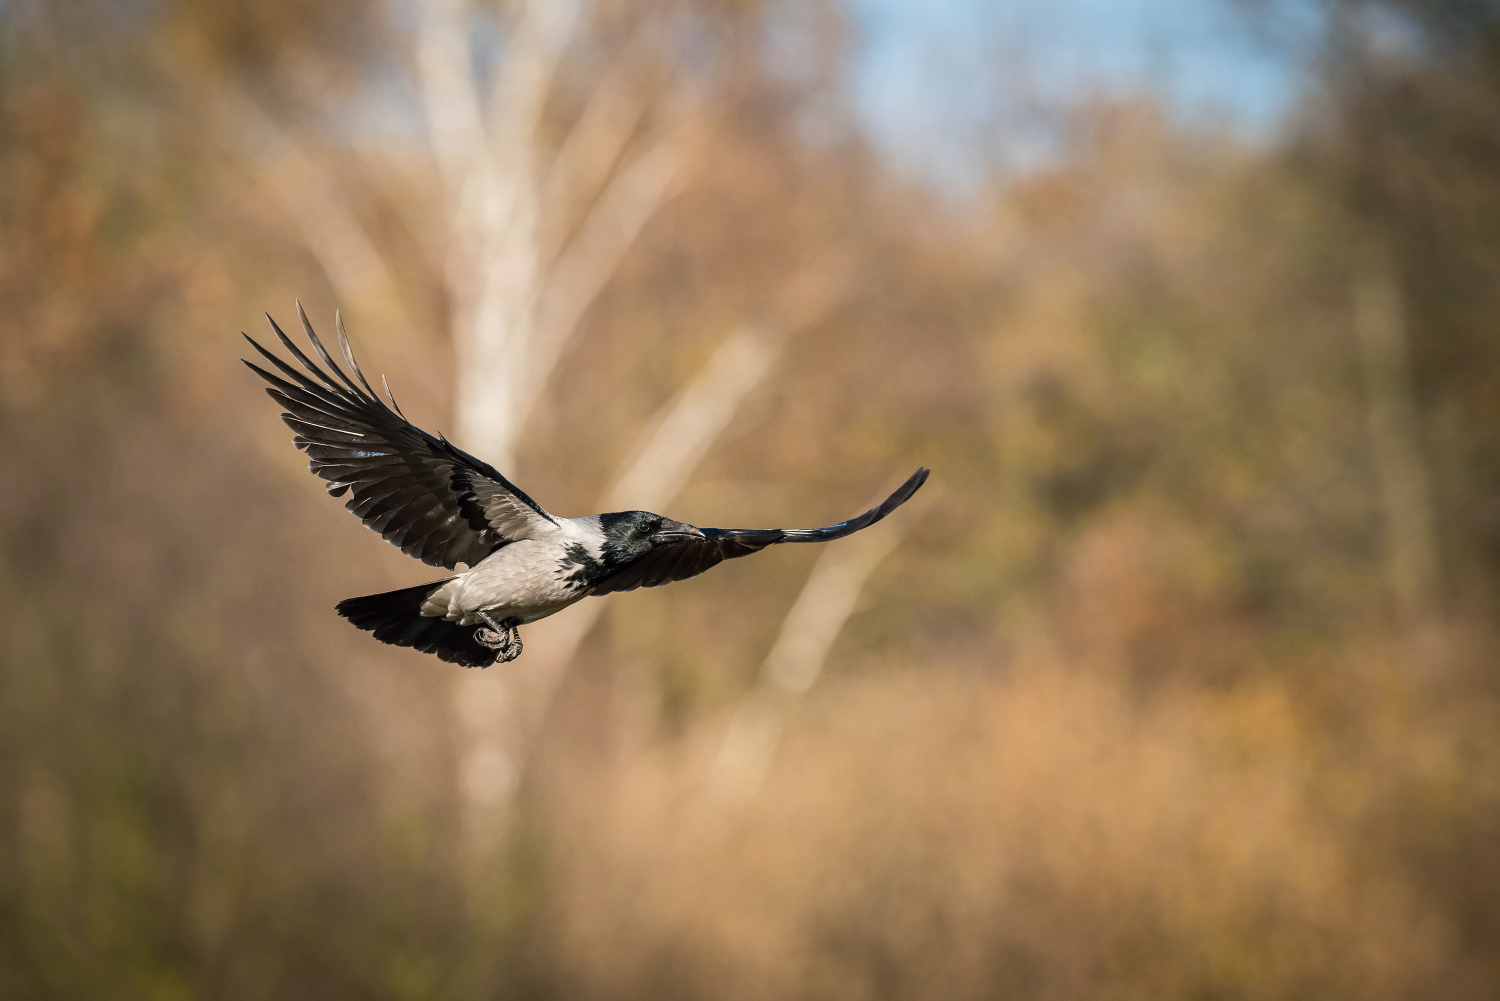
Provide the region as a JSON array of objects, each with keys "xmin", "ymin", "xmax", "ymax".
[
  {"xmin": 416, "ymin": 0, "xmax": 579, "ymax": 469},
  {"xmin": 410, "ymin": 0, "xmax": 709, "ymax": 855}
]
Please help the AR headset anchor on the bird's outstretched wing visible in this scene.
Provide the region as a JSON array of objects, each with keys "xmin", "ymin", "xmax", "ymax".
[
  {"xmin": 243, "ymin": 305, "xmax": 558, "ymax": 570},
  {"xmin": 587, "ymin": 467, "xmax": 929, "ymax": 595}
]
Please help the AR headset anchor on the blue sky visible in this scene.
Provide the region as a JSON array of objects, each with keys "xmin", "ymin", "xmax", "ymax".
[{"xmin": 849, "ymin": 0, "xmax": 1322, "ymax": 188}]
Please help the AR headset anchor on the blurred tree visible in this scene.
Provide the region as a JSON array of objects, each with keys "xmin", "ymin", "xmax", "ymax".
[
  {"xmin": 1306, "ymin": 0, "xmax": 1500, "ymax": 605},
  {"xmin": 1299, "ymin": 0, "xmax": 1500, "ymax": 978}
]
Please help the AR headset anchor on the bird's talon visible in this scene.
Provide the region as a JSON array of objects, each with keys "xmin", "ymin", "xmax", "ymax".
[{"xmin": 476, "ymin": 615, "xmax": 524, "ymax": 663}]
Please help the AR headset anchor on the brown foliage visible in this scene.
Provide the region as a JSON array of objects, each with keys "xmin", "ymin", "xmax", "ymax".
[{"xmin": 2, "ymin": 2, "xmax": 1499, "ymax": 999}]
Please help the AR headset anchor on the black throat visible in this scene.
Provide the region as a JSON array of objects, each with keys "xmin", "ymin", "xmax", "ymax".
[{"xmin": 559, "ymin": 522, "xmax": 641, "ymax": 589}]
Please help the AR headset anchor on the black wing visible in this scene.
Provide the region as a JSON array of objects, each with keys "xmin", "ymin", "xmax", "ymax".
[
  {"xmin": 243, "ymin": 305, "xmax": 558, "ymax": 570},
  {"xmin": 587, "ymin": 467, "xmax": 929, "ymax": 595}
]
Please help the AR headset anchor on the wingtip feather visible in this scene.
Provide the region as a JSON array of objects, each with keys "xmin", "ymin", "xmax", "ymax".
[
  {"xmin": 334, "ymin": 310, "xmax": 378, "ymax": 397},
  {"xmin": 265, "ymin": 311, "xmax": 345, "ymax": 393},
  {"xmin": 879, "ymin": 466, "xmax": 929, "ymax": 515},
  {"xmin": 382, "ymin": 374, "xmax": 409, "ymax": 420},
  {"xmin": 297, "ymin": 303, "xmax": 365, "ymax": 397}
]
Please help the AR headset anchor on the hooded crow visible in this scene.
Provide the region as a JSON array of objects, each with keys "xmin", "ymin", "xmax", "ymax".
[{"xmin": 243, "ymin": 306, "xmax": 928, "ymax": 667}]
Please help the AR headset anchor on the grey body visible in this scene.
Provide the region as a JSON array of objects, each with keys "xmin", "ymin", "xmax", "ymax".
[{"xmin": 422, "ymin": 518, "xmax": 602, "ymax": 626}]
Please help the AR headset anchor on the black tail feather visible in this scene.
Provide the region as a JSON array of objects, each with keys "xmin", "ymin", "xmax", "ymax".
[{"xmin": 336, "ymin": 580, "xmax": 499, "ymax": 667}]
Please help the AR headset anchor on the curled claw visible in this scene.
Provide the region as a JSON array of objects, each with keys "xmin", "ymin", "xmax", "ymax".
[{"xmin": 475, "ymin": 614, "xmax": 524, "ymax": 665}]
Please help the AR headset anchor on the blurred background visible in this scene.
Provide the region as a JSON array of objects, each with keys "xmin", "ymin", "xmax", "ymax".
[{"xmin": 3, "ymin": 0, "xmax": 1500, "ymax": 997}]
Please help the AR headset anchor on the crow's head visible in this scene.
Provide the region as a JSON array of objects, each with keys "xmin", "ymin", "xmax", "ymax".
[{"xmin": 598, "ymin": 510, "xmax": 706, "ymax": 560}]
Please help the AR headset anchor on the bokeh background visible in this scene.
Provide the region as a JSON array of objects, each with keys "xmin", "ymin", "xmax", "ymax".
[{"xmin": 4, "ymin": 1, "xmax": 1500, "ymax": 998}]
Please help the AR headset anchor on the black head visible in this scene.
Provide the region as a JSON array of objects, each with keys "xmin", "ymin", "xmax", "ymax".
[{"xmin": 598, "ymin": 510, "xmax": 706, "ymax": 560}]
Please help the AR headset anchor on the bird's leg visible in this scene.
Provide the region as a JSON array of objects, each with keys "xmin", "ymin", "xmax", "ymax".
[
  {"xmin": 475, "ymin": 610, "xmax": 504, "ymax": 644},
  {"xmin": 493, "ymin": 618, "xmax": 522, "ymax": 662},
  {"xmin": 475, "ymin": 611, "xmax": 524, "ymax": 663}
]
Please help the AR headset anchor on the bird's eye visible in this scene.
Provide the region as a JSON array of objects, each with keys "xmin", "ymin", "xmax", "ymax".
[{"xmin": 638, "ymin": 521, "xmax": 654, "ymax": 535}]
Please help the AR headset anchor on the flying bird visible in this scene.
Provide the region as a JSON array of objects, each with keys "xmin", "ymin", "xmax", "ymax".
[{"xmin": 243, "ymin": 306, "xmax": 928, "ymax": 667}]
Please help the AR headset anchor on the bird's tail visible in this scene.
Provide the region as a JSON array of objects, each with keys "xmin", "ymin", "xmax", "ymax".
[{"xmin": 336, "ymin": 579, "xmax": 500, "ymax": 668}]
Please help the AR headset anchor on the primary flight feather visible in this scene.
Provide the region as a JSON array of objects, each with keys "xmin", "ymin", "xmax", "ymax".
[{"xmin": 243, "ymin": 306, "xmax": 929, "ymax": 667}]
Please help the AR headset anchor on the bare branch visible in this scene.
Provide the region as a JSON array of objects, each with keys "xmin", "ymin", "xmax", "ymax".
[
  {"xmin": 527, "ymin": 139, "xmax": 685, "ymax": 410},
  {"xmin": 707, "ymin": 700, "xmax": 785, "ymax": 808},
  {"xmin": 540, "ymin": 41, "xmax": 657, "ymax": 254},
  {"xmin": 415, "ymin": 0, "xmax": 491, "ymax": 208},
  {"xmin": 605, "ymin": 327, "xmax": 778, "ymax": 509},
  {"xmin": 706, "ymin": 508, "xmax": 908, "ymax": 808},
  {"xmin": 489, "ymin": 0, "xmax": 580, "ymax": 156},
  {"xmin": 762, "ymin": 525, "xmax": 904, "ymax": 695},
  {"xmin": 220, "ymin": 90, "xmax": 413, "ymax": 331}
]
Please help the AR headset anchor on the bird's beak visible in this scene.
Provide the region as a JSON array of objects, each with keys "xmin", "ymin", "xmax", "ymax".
[{"xmin": 652, "ymin": 522, "xmax": 706, "ymax": 545}]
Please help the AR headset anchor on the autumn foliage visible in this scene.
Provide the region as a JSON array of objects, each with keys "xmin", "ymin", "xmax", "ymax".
[{"xmin": 2, "ymin": 2, "xmax": 1499, "ymax": 999}]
